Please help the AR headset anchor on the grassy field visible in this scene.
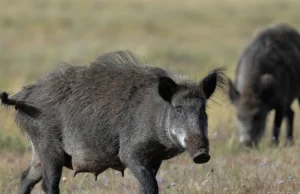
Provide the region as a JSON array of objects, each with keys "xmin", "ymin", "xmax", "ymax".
[{"xmin": 1, "ymin": 0, "xmax": 300, "ymax": 193}]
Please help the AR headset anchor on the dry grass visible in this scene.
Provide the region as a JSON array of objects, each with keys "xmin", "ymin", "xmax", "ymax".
[{"xmin": 1, "ymin": 0, "xmax": 300, "ymax": 193}]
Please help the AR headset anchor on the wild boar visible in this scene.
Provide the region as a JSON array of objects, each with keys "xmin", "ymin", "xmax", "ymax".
[
  {"xmin": 229, "ymin": 23, "xmax": 300, "ymax": 147},
  {"xmin": 1, "ymin": 50, "xmax": 225, "ymax": 194}
]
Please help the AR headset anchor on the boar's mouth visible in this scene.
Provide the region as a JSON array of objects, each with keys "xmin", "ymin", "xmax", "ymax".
[{"xmin": 192, "ymin": 149, "xmax": 210, "ymax": 164}]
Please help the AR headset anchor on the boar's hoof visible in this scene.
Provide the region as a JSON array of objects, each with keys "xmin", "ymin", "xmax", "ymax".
[{"xmin": 192, "ymin": 152, "xmax": 210, "ymax": 164}]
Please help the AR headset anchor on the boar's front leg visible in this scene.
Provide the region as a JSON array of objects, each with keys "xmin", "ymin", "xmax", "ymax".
[
  {"xmin": 151, "ymin": 160, "xmax": 162, "ymax": 176},
  {"xmin": 127, "ymin": 160, "xmax": 159, "ymax": 194},
  {"xmin": 121, "ymin": 151, "xmax": 160, "ymax": 194}
]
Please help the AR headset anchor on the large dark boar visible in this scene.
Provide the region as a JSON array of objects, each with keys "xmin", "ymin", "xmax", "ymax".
[
  {"xmin": 228, "ymin": 23, "xmax": 300, "ymax": 147},
  {"xmin": 1, "ymin": 50, "xmax": 225, "ymax": 194}
]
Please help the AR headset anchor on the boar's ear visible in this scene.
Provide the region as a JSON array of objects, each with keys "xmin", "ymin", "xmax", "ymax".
[
  {"xmin": 228, "ymin": 79, "xmax": 240, "ymax": 104},
  {"xmin": 200, "ymin": 68, "xmax": 226, "ymax": 100},
  {"xmin": 260, "ymin": 74, "xmax": 275, "ymax": 102},
  {"xmin": 158, "ymin": 77, "xmax": 177, "ymax": 102}
]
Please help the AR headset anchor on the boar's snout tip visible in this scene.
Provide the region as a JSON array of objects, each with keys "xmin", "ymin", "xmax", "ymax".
[{"xmin": 192, "ymin": 151, "xmax": 210, "ymax": 164}]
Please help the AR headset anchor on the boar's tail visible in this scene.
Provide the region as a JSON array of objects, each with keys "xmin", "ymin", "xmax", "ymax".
[{"xmin": 0, "ymin": 92, "xmax": 41, "ymax": 118}]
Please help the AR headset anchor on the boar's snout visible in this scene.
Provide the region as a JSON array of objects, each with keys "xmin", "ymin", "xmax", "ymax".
[
  {"xmin": 185, "ymin": 133, "xmax": 210, "ymax": 164},
  {"xmin": 192, "ymin": 149, "xmax": 210, "ymax": 164}
]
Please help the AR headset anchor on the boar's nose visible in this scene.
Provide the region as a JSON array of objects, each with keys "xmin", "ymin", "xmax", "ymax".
[{"xmin": 192, "ymin": 149, "xmax": 210, "ymax": 164}]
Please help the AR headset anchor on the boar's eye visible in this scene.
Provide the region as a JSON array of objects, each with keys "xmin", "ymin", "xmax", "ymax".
[{"xmin": 176, "ymin": 106, "xmax": 184, "ymax": 114}]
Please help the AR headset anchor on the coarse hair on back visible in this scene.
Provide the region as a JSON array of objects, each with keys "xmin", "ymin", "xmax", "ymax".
[
  {"xmin": 92, "ymin": 50, "xmax": 144, "ymax": 69},
  {"xmin": 90, "ymin": 49, "xmax": 194, "ymax": 84}
]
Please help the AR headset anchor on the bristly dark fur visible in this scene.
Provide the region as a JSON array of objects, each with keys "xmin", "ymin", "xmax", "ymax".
[{"xmin": 0, "ymin": 92, "xmax": 40, "ymax": 118}]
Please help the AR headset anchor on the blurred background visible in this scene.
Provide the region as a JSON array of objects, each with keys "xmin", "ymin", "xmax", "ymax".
[{"xmin": 1, "ymin": 0, "xmax": 300, "ymax": 193}]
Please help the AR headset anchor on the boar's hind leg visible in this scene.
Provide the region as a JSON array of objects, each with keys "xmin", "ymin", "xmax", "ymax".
[
  {"xmin": 271, "ymin": 108, "xmax": 284, "ymax": 147},
  {"xmin": 39, "ymin": 148, "xmax": 64, "ymax": 194},
  {"xmin": 19, "ymin": 150, "xmax": 42, "ymax": 194},
  {"xmin": 285, "ymin": 108, "xmax": 294, "ymax": 146}
]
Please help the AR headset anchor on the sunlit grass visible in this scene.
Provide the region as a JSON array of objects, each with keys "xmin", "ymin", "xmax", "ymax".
[{"xmin": 1, "ymin": 0, "xmax": 300, "ymax": 193}]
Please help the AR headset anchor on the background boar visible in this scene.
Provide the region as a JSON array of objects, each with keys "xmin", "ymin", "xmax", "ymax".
[
  {"xmin": 229, "ymin": 23, "xmax": 300, "ymax": 147},
  {"xmin": 1, "ymin": 50, "xmax": 225, "ymax": 194}
]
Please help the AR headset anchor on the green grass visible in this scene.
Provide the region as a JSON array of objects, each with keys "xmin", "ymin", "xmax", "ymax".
[{"xmin": 1, "ymin": 0, "xmax": 300, "ymax": 193}]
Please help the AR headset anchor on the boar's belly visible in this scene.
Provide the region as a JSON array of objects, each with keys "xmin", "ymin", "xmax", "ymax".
[{"xmin": 70, "ymin": 155, "xmax": 124, "ymax": 176}]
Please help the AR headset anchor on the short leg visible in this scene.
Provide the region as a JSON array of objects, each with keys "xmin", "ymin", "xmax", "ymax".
[
  {"xmin": 38, "ymin": 146, "xmax": 64, "ymax": 194},
  {"xmin": 41, "ymin": 159, "xmax": 63, "ymax": 194},
  {"xmin": 285, "ymin": 108, "xmax": 294, "ymax": 146},
  {"xmin": 19, "ymin": 143, "xmax": 42, "ymax": 194},
  {"xmin": 127, "ymin": 161, "xmax": 158, "ymax": 194},
  {"xmin": 151, "ymin": 160, "xmax": 162, "ymax": 176},
  {"xmin": 19, "ymin": 163, "xmax": 42, "ymax": 194},
  {"xmin": 122, "ymin": 150, "xmax": 159, "ymax": 194},
  {"xmin": 271, "ymin": 108, "xmax": 284, "ymax": 147}
]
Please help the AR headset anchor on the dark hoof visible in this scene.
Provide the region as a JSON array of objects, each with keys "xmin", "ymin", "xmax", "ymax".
[{"xmin": 193, "ymin": 151, "xmax": 210, "ymax": 164}]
